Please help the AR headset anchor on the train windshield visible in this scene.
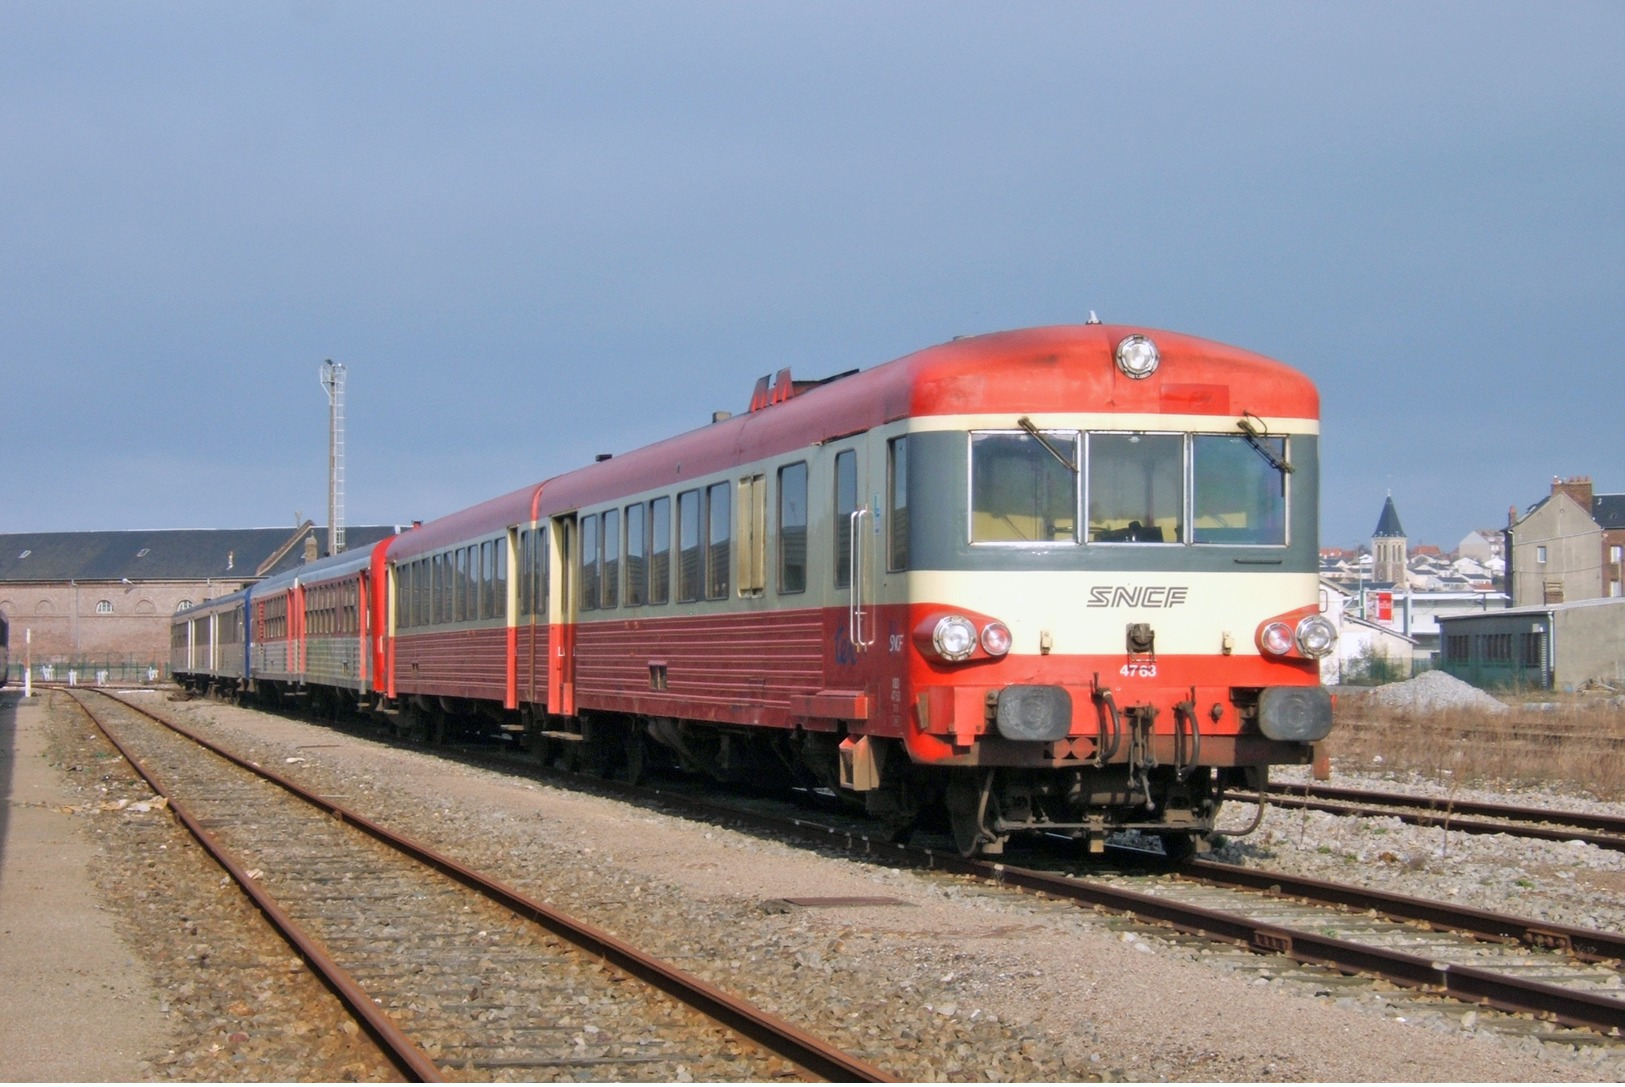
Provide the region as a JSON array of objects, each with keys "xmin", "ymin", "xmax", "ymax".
[
  {"xmin": 1192, "ymin": 433, "xmax": 1287, "ymax": 545},
  {"xmin": 970, "ymin": 431, "xmax": 1079, "ymax": 543},
  {"xmin": 969, "ymin": 429, "xmax": 1289, "ymax": 546}
]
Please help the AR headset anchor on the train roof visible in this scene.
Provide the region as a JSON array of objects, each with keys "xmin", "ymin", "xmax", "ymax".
[
  {"xmin": 533, "ymin": 323, "xmax": 1318, "ymax": 514},
  {"xmin": 174, "ymin": 587, "xmax": 250, "ymax": 620},
  {"xmin": 389, "ymin": 324, "xmax": 1319, "ymax": 545},
  {"xmin": 252, "ymin": 537, "xmax": 389, "ymax": 595}
]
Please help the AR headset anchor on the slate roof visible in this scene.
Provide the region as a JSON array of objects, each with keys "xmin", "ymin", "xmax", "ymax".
[
  {"xmin": 0, "ymin": 526, "xmax": 400, "ymax": 583},
  {"xmin": 1593, "ymin": 494, "xmax": 1625, "ymax": 531},
  {"xmin": 1372, "ymin": 495, "xmax": 1406, "ymax": 538}
]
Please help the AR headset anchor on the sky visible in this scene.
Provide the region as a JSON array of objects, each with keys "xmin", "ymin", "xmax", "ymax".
[{"xmin": 3, "ymin": 2, "xmax": 1621, "ymax": 551}]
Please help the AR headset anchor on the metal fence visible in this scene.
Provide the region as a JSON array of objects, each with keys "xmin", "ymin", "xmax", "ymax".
[{"xmin": 6, "ymin": 658, "xmax": 169, "ymax": 687}]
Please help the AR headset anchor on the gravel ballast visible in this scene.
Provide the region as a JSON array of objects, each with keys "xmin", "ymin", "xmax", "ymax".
[{"xmin": 11, "ymin": 686, "xmax": 1625, "ymax": 1081}]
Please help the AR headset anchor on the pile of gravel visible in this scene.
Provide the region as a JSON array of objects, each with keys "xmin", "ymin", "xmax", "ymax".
[{"xmin": 1362, "ymin": 670, "xmax": 1510, "ymax": 715}]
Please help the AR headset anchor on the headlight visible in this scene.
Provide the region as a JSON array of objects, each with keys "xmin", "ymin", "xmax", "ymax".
[
  {"xmin": 932, "ymin": 615, "xmax": 979, "ymax": 661},
  {"xmin": 1259, "ymin": 621, "xmax": 1295, "ymax": 657},
  {"xmin": 1115, "ymin": 334, "xmax": 1160, "ymax": 379},
  {"xmin": 980, "ymin": 622, "xmax": 1013, "ymax": 657},
  {"xmin": 1295, "ymin": 615, "xmax": 1337, "ymax": 659}
]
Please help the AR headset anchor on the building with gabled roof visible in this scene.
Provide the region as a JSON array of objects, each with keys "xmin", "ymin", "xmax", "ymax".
[
  {"xmin": 1506, "ymin": 477, "xmax": 1625, "ymax": 606},
  {"xmin": 0, "ymin": 523, "xmax": 400, "ymax": 678}
]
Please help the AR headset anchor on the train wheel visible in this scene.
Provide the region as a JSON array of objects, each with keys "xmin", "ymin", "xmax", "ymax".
[
  {"xmin": 945, "ymin": 771, "xmax": 1005, "ymax": 857},
  {"xmin": 880, "ymin": 811, "xmax": 918, "ymax": 845},
  {"xmin": 620, "ymin": 729, "xmax": 647, "ymax": 786}
]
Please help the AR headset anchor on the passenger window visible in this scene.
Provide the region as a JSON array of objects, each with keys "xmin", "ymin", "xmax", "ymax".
[
  {"xmin": 601, "ymin": 509, "xmax": 620, "ymax": 609},
  {"xmin": 439, "ymin": 552, "xmax": 452, "ymax": 624},
  {"xmin": 834, "ymin": 449, "xmax": 856, "ymax": 588},
  {"xmin": 888, "ymin": 437, "xmax": 910, "ymax": 570},
  {"xmin": 707, "ymin": 481, "xmax": 731, "ymax": 600},
  {"xmin": 625, "ymin": 503, "xmax": 647, "ymax": 606},
  {"xmin": 480, "ymin": 540, "xmax": 495, "ymax": 619},
  {"xmin": 677, "ymin": 490, "xmax": 702, "ymax": 603},
  {"xmin": 517, "ymin": 532, "xmax": 532, "ymax": 619},
  {"xmin": 536, "ymin": 526, "xmax": 549, "ymax": 617},
  {"xmin": 778, "ymin": 461, "xmax": 808, "ymax": 594},
  {"xmin": 579, "ymin": 514, "xmax": 599, "ymax": 612},
  {"xmin": 493, "ymin": 539, "xmax": 507, "ymax": 618},
  {"xmin": 649, "ymin": 497, "xmax": 671, "ymax": 605}
]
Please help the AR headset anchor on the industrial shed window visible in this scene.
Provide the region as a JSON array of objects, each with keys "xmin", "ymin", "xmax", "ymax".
[
  {"xmin": 1520, "ymin": 632, "xmax": 1545, "ymax": 667},
  {"xmin": 96, "ymin": 599, "xmax": 113, "ymax": 614},
  {"xmin": 1480, "ymin": 633, "xmax": 1514, "ymax": 662}
]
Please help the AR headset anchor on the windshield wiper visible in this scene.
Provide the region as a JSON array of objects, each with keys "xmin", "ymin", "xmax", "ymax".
[
  {"xmin": 1017, "ymin": 416, "xmax": 1077, "ymax": 474},
  {"xmin": 1236, "ymin": 412, "xmax": 1294, "ymax": 474}
]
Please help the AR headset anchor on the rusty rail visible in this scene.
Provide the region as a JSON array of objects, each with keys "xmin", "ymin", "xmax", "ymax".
[
  {"xmin": 1255, "ymin": 783, "xmax": 1625, "ymax": 852},
  {"xmin": 74, "ymin": 690, "xmax": 894, "ymax": 1083}
]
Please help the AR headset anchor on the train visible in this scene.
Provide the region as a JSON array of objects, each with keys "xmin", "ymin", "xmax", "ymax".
[
  {"xmin": 0, "ymin": 611, "xmax": 9, "ymax": 688},
  {"xmin": 172, "ymin": 322, "xmax": 1335, "ymax": 856}
]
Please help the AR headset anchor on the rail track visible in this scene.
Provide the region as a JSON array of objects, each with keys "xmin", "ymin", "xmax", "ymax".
[
  {"xmin": 126, "ymin": 687, "xmax": 1625, "ymax": 1054},
  {"xmin": 64, "ymin": 688, "xmax": 891, "ymax": 1082},
  {"xmin": 1255, "ymin": 781, "xmax": 1625, "ymax": 852},
  {"xmin": 564, "ymin": 767, "xmax": 1625, "ymax": 1039}
]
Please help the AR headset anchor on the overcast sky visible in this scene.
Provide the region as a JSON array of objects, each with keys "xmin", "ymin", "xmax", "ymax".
[{"xmin": 4, "ymin": 2, "xmax": 1620, "ymax": 550}]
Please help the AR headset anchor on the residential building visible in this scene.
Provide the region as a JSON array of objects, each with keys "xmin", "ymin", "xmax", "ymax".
[{"xmin": 1506, "ymin": 477, "xmax": 1625, "ymax": 607}]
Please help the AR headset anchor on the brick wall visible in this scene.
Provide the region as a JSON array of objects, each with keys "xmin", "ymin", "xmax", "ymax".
[{"xmin": 0, "ymin": 579, "xmax": 248, "ymax": 668}]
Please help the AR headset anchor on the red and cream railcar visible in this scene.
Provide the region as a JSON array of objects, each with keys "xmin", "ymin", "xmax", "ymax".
[
  {"xmin": 378, "ymin": 323, "xmax": 1333, "ymax": 855},
  {"xmin": 246, "ymin": 542, "xmax": 388, "ymax": 710},
  {"xmin": 386, "ymin": 488, "xmax": 542, "ymax": 738}
]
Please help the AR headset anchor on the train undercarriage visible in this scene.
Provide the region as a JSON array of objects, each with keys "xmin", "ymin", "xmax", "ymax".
[{"xmin": 174, "ymin": 675, "xmax": 1271, "ymax": 858}]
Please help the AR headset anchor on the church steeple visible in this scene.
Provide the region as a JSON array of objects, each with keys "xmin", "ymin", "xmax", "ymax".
[{"xmin": 1371, "ymin": 494, "xmax": 1407, "ymax": 585}]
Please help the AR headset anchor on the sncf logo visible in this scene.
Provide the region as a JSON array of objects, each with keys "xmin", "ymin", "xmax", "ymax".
[{"xmin": 1086, "ymin": 586, "xmax": 1190, "ymax": 608}]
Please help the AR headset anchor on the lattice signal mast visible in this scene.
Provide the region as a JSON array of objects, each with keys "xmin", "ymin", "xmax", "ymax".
[{"xmin": 321, "ymin": 359, "xmax": 346, "ymax": 556}]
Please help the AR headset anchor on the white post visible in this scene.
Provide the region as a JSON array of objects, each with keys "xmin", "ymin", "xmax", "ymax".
[{"xmin": 23, "ymin": 628, "xmax": 31, "ymax": 698}]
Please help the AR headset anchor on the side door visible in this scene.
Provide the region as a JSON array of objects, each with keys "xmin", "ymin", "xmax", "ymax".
[
  {"xmin": 826, "ymin": 441, "xmax": 881, "ymax": 708},
  {"xmin": 547, "ymin": 514, "xmax": 577, "ymax": 716}
]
